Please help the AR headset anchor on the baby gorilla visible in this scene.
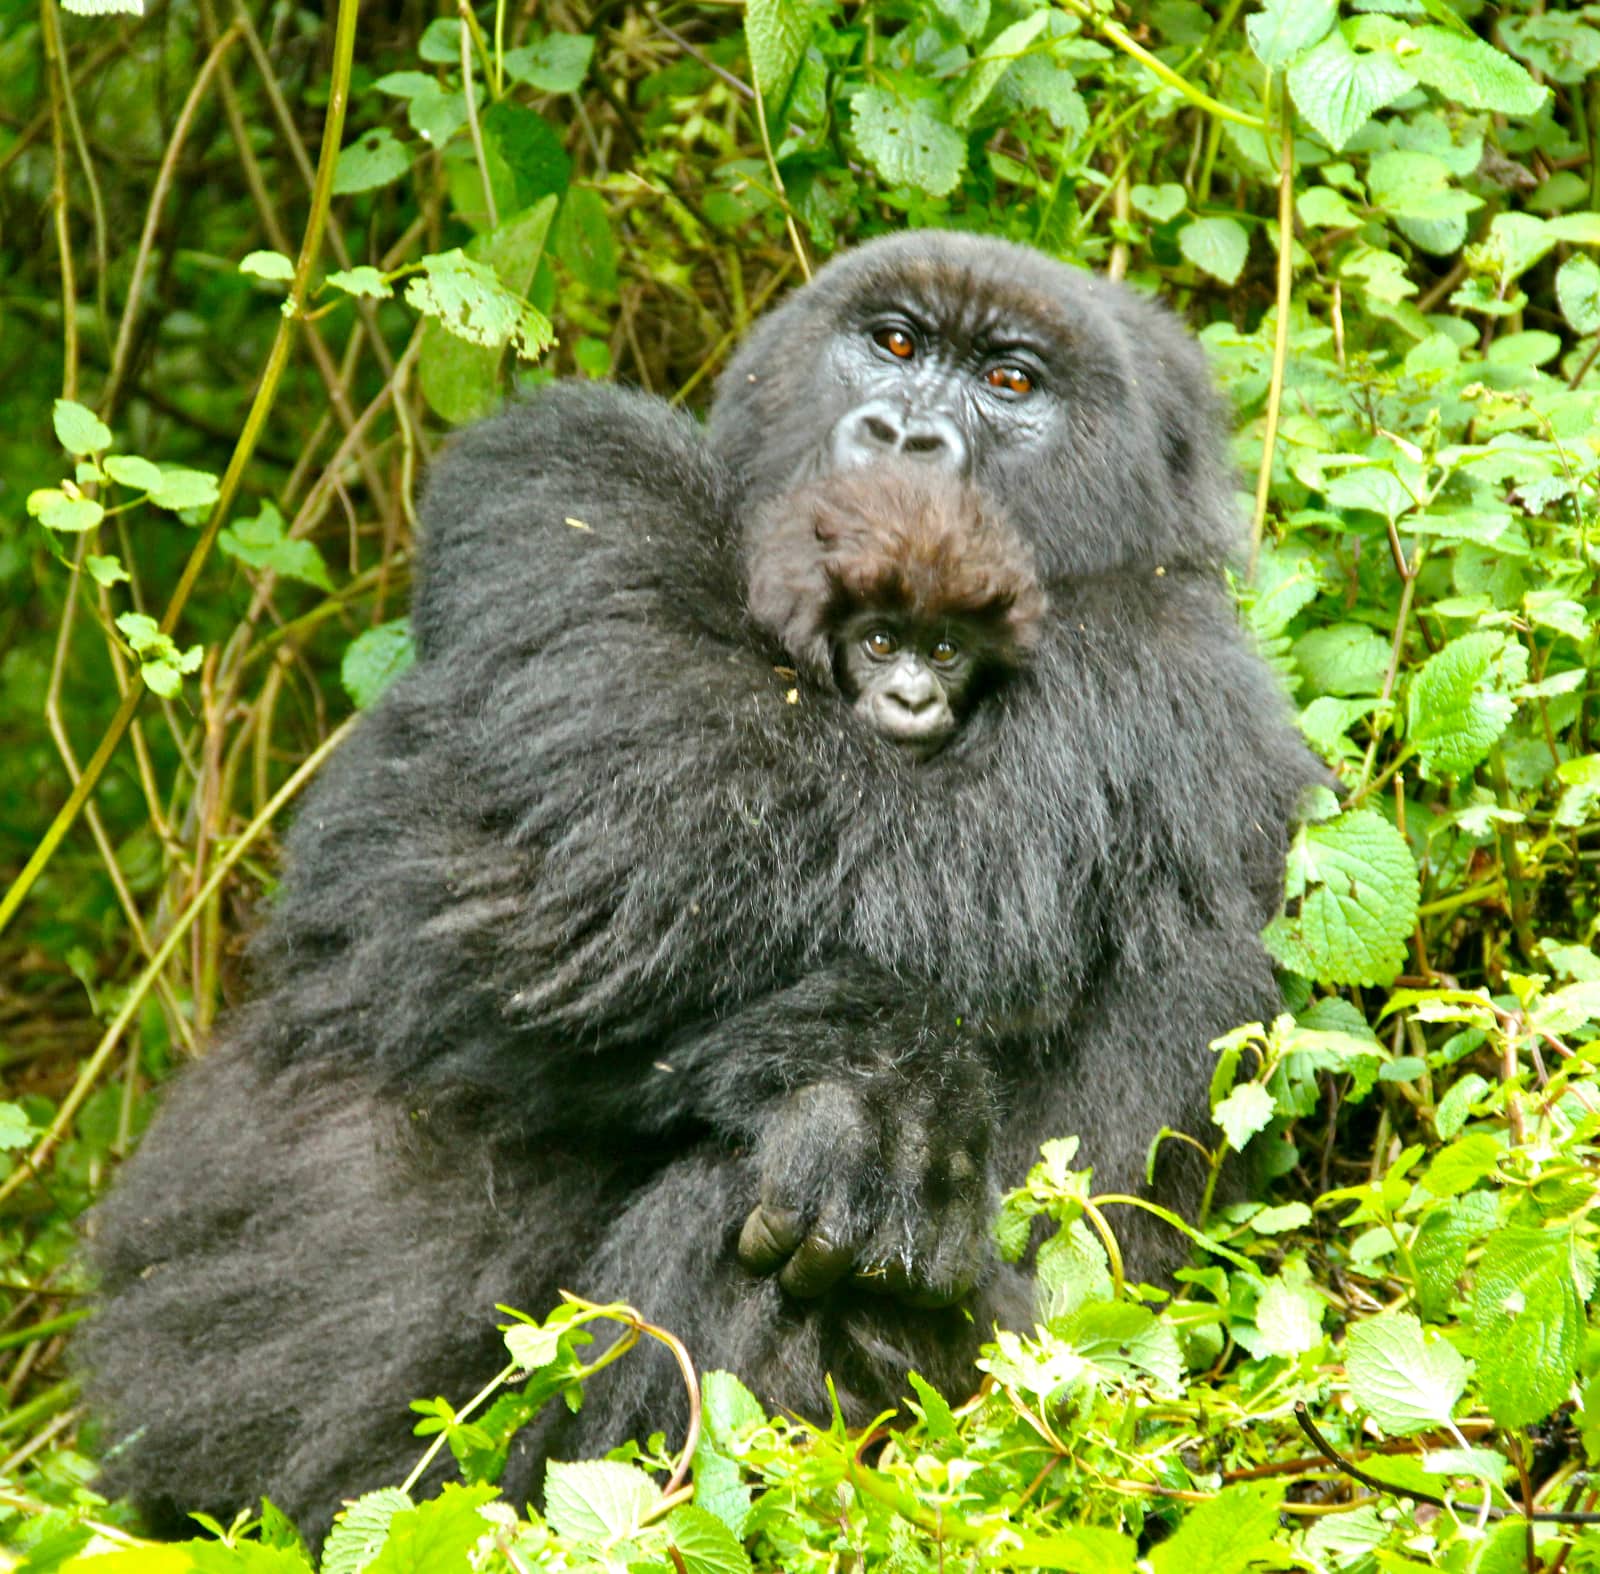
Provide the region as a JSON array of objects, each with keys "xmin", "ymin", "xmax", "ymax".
[{"xmin": 747, "ymin": 466, "xmax": 1047, "ymax": 756}]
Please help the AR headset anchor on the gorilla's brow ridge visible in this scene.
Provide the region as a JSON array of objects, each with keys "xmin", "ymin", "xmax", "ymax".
[{"xmin": 855, "ymin": 259, "xmax": 1078, "ymax": 353}]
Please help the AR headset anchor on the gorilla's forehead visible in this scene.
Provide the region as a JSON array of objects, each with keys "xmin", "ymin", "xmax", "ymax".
[{"xmin": 817, "ymin": 232, "xmax": 1097, "ymax": 353}]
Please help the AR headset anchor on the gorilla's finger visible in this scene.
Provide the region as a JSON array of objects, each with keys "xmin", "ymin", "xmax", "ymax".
[
  {"xmin": 777, "ymin": 1227, "xmax": 854, "ymax": 1298},
  {"xmin": 737, "ymin": 1205, "xmax": 803, "ymax": 1274}
]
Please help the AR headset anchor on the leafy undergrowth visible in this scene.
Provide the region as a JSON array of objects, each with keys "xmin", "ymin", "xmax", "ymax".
[{"xmin": 3, "ymin": 0, "xmax": 1600, "ymax": 1569}]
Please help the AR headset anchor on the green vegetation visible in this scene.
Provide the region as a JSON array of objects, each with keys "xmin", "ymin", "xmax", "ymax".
[{"xmin": 2, "ymin": 0, "xmax": 1599, "ymax": 1568}]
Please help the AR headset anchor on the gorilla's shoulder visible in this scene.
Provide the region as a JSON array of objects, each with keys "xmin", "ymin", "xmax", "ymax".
[{"xmin": 414, "ymin": 385, "xmax": 740, "ymax": 659}]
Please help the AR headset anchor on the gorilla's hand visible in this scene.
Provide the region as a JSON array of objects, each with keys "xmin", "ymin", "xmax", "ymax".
[{"xmin": 736, "ymin": 1064, "xmax": 994, "ymax": 1309}]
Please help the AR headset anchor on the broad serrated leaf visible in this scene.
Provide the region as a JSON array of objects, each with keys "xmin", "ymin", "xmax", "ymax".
[
  {"xmin": 1212, "ymin": 1082, "xmax": 1276, "ymax": 1150},
  {"xmin": 1288, "ymin": 28, "xmax": 1415, "ymax": 151},
  {"xmin": 219, "ymin": 502, "xmax": 333, "ymax": 591},
  {"xmin": 1402, "ymin": 26, "xmax": 1549, "ymax": 116},
  {"xmin": 664, "ymin": 1504, "xmax": 753, "ymax": 1574},
  {"xmin": 321, "ymin": 1489, "xmax": 414, "ymax": 1574},
  {"xmin": 1367, "ymin": 151, "xmax": 1481, "ymax": 223},
  {"xmin": 949, "ymin": 13, "xmax": 1047, "ymax": 127},
  {"xmin": 342, "ymin": 620, "xmax": 415, "ymax": 711},
  {"xmin": 0, "ymin": 1102, "xmax": 39, "ymax": 1150},
  {"xmin": 1406, "ymin": 631, "xmax": 1527, "ymax": 776},
  {"xmin": 1254, "ymin": 1278, "xmax": 1325, "ymax": 1358},
  {"xmin": 60, "ymin": 0, "xmax": 143, "ymax": 12},
  {"xmin": 851, "ymin": 88, "xmax": 965, "ymax": 197},
  {"xmin": 555, "ymin": 187, "xmax": 618, "ymax": 294},
  {"xmin": 1473, "ymin": 1226, "xmax": 1581, "ymax": 1429},
  {"xmin": 406, "ymin": 246, "xmax": 555, "ymax": 358},
  {"xmin": 32, "ymin": 492, "xmax": 105, "ymax": 533},
  {"xmin": 1557, "ymin": 254, "xmax": 1600, "ymax": 334},
  {"xmin": 746, "ymin": 0, "xmax": 812, "ymax": 108},
  {"xmin": 701, "ymin": 1371, "xmax": 765, "ymax": 1442},
  {"xmin": 333, "ymin": 129, "xmax": 412, "ymax": 196},
  {"xmin": 1148, "ymin": 1482, "xmax": 1286, "ymax": 1574},
  {"xmin": 54, "ymin": 397, "xmax": 112, "ymax": 455},
  {"xmin": 1344, "ymin": 1311, "xmax": 1467, "ymax": 1434},
  {"xmin": 1293, "ymin": 623, "xmax": 1389, "ymax": 697},
  {"xmin": 1420, "ymin": 1132, "xmax": 1501, "ymax": 1197},
  {"xmin": 504, "ymin": 33, "xmax": 595, "ymax": 93},
  {"xmin": 1264, "ymin": 809, "xmax": 1419, "ymax": 986},
  {"xmin": 1178, "ymin": 216, "xmax": 1250, "ymax": 284},
  {"xmin": 1246, "ymin": 0, "xmax": 1336, "ymax": 69},
  {"xmin": 1035, "ymin": 1219, "xmax": 1112, "ymax": 1322},
  {"xmin": 364, "ymin": 1482, "xmax": 497, "ymax": 1574},
  {"xmin": 544, "ymin": 1460, "xmax": 658, "ymax": 1540}
]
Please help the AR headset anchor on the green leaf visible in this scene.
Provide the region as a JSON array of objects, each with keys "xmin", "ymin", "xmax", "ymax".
[
  {"xmin": 1473, "ymin": 1226, "xmax": 1581, "ymax": 1429},
  {"xmin": 905, "ymin": 1370, "xmax": 958, "ymax": 1439},
  {"xmin": 1293, "ymin": 623, "xmax": 1389, "ymax": 697},
  {"xmin": 148, "ymin": 467, "xmax": 221, "ymax": 512},
  {"xmin": 417, "ymin": 18, "xmax": 463, "ymax": 63},
  {"xmin": 850, "ymin": 88, "xmax": 966, "ymax": 198},
  {"xmin": 1432, "ymin": 1073, "xmax": 1490, "ymax": 1141},
  {"xmin": 1130, "ymin": 183, "xmax": 1185, "ymax": 222},
  {"xmin": 341, "ymin": 620, "xmax": 415, "ymax": 711},
  {"xmin": 219, "ymin": 502, "xmax": 333, "ymax": 591},
  {"xmin": 1148, "ymin": 1482, "xmax": 1286, "ymax": 1574},
  {"xmin": 325, "ymin": 266, "xmax": 391, "ymax": 299},
  {"xmin": 363, "ymin": 1483, "xmax": 498, "ymax": 1574},
  {"xmin": 1406, "ymin": 631, "xmax": 1528, "ymax": 777},
  {"xmin": 1254, "ymin": 1277, "xmax": 1325, "ymax": 1358},
  {"xmin": 664, "ymin": 1504, "xmax": 753, "ymax": 1574},
  {"xmin": 1420, "ymin": 1132, "xmax": 1501, "ymax": 1197},
  {"xmin": 333, "ymin": 129, "xmax": 412, "ymax": 196},
  {"xmin": 555, "ymin": 188, "xmax": 618, "ymax": 295},
  {"xmin": 0, "ymin": 1102, "xmax": 39, "ymax": 1150},
  {"xmin": 1557, "ymin": 254, "xmax": 1600, "ymax": 334},
  {"xmin": 544, "ymin": 1459, "xmax": 658, "ymax": 1540},
  {"xmin": 86, "ymin": 553, "xmax": 130, "ymax": 587},
  {"xmin": 53, "ymin": 397, "xmax": 112, "ymax": 455},
  {"xmin": 1264, "ymin": 809, "xmax": 1420, "ymax": 987},
  {"xmin": 240, "ymin": 249, "xmax": 294, "ymax": 281},
  {"xmin": 745, "ymin": 0, "xmax": 813, "ymax": 109},
  {"xmin": 949, "ymin": 13, "xmax": 1048, "ymax": 127},
  {"xmin": 29, "ymin": 491, "xmax": 104, "ymax": 533},
  {"xmin": 1246, "ymin": 0, "xmax": 1336, "ymax": 70},
  {"xmin": 1367, "ymin": 151, "xmax": 1481, "ymax": 223},
  {"xmin": 1212, "ymin": 1082, "xmax": 1276, "ymax": 1150},
  {"xmin": 701, "ymin": 1371, "xmax": 765, "ymax": 1442},
  {"xmin": 315, "ymin": 1489, "xmax": 412, "ymax": 1574},
  {"xmin": 1400, "ymin": 26, "xmax": 1549, "ymax": 116},
  {"xmin": 1412, "ymin": 1191, "xmax": 1495, "ymax": 1321},
  {"xmin": 1177, "ymin": 216, "xmax": 1250, "ymax": 284},
  {"xmin": 405, "ymin": 86, "xmax": 467, "ymax": 148},
  {"xmin": 419, "ymin": 198, "xmax": 559, "ymax": 424},
  {"xmin": 373, "ymin": 70, "xmax": 435, "ymax": 99},
  {"xmin": 104, "ymin": 454, "xmax": 164, "ymax": 491},
  {"xmin": 406, "ymin": 246, "xmax": 555, "ymax": 357},
  {"xmin": 503, "ymin": 33, "xmax": 595, "ymax": 93},
  {"xmin": 503, "ymin": 1322, "xmax": 563, "ymax": 1369},
  {"xmin": 1344, "ymin": 1311, "xmax": 1467, "ymax": 1434},
  {"xmin": 1288, "ymin": 28, "xmax": 1415, "ymax": 152}
]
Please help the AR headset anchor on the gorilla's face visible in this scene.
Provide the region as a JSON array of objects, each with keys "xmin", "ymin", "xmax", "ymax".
[{"xmin": 708, "ymin": 230, "xmax": 1240, "ymax": 579}]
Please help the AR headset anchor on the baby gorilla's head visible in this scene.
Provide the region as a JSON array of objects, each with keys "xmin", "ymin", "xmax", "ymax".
[{"xmin": 746, "ymin": 466, "xmax": 1047, "ymax": 757}]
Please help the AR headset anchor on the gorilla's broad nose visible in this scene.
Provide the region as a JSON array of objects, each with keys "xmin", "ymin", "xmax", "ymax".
[{"xmin": 831, "ymin": 399, "xmax": 970, "ymax": 475}]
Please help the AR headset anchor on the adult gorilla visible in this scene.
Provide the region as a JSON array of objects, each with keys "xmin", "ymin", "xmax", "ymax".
[{"xmin": 84, "ymin": 232, "xmax": 1320, "ymax": 1538}]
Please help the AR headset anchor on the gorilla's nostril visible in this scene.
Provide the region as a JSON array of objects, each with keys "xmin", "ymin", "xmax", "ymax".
[
  {"xmin": 863, "ymin": 414, "xmax": 899, "ymax": 447},
  {"xmin": 902, "ymin": 433, "xmax": 945, "ymax": 455}
]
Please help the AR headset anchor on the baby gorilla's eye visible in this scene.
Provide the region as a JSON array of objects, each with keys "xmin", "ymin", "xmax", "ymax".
[
  {"xmin": 873, "ymin": 327, "xmax": 916, "ymax": 360},
  {"xmin": 864, "ymin": 630, "xmax": 900, "ymax": 658},
  {"xmin": 984, "ymin": 364, "xmax": 1033, "ymax": 397},
  {"xmin": 930, "ymin": 639, "xmax": 960, "ymax": 666}
]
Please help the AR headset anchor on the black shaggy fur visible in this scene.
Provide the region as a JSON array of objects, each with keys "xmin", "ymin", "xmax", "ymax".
[{"xmin": 82, "ymin": 231, "xmax": 1323, "ymax": 1542}]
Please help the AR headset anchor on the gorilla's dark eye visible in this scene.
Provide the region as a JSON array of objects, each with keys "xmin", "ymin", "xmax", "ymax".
[
  {"xmin": 930, "ymin": 639, "xmax": 960, "ymax": 666},
  {"xmin": 984, "ymin": 365, "xmax": 1033, "ymax": 397},
  {"xmin": 873, "ymin": 327, "xmax": 916, "ymax": 361},
  {"xmin": 864, "ymin": 630, "xmax": 899, "ymax": 658}
]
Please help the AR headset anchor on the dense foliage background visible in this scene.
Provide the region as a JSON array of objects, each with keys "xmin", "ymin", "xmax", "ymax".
[{"xmin": 2, "ymin": 0, "xmax": 1599, "ymax": 1568}]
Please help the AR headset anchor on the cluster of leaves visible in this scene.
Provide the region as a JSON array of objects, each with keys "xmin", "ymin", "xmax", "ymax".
[{"xmin": 2, "ymin": 0, "xmax": 1599, "ymax": 1568}]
